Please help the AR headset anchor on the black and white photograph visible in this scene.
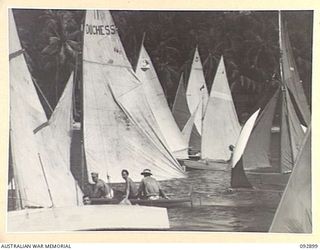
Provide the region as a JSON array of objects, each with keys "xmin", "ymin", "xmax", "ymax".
[{"xmin": 6, "ymin": 7, "xmax": 312, "ymax": 234}]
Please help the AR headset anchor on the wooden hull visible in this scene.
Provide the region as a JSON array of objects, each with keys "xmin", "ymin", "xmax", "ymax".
[
  {"xmin": 90, "ymin": 198, "xmax": 192, "ymax": 208},
  {"xmin": 7, "ymin": 205, "xmax": 169, "ymax": 232}
]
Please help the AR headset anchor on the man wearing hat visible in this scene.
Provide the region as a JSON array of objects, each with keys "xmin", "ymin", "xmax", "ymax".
[
  {"xmin": 137, "ymin": 169, "xmax": 169, "ymax": 200},
  {"xmin": 90, "ymin": 172, "xmax": 114, "ymax": 199}
]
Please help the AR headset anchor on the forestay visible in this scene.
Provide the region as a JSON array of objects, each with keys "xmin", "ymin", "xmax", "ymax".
[
  {"xmin": 202, "ymin": 56, "xmax": 240, "ymax": 161},
  {"xmin": 135, "ymin": 43, "xmax": 188, "ymax": 159},
  {"xmin": 9, "ymin": 10, "xmax": 82, "ymax": 208},
  {"xmin": 186, "ymin": 47, "xmax": 209, "ymax": 136},
  {"xmin": 269, "ymin": 127, "xmax": 311, "ymax": 233},
  {"xmin": 82, "ymin": 10, "xmax": 186, "ymax": 183}
]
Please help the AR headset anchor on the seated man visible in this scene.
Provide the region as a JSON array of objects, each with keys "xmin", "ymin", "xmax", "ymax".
[
  {"xmin": 121, "ymin": 169, "xmax": 138, "ymax": 199},
  {"xmin": 138, "ymin": 169, "xmax": 169, "ymax": 200},
  {"xmin": 90, "ymin": 172, "xmax": 114, "ymax": 199}
]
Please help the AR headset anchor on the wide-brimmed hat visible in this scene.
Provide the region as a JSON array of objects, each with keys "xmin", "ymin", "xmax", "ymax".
[
  {"xmin": 91, "ymin": 172, "xmax": 99, "ymax": 177},
  {"xmin": 141, "ymin": 169, "xmax": 152, "ymax": 176}
]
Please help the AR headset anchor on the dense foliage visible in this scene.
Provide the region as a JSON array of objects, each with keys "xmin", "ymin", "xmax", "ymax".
[{"xmin": 12, "ymin": 9, "xmax": 313, "ymax": 121}]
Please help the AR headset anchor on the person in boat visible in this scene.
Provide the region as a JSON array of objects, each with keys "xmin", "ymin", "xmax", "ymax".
[
  {"xmin": 138, "ymin": 169, "xmax": 169, "ymax": 200},
  {"xmin": 90, "ymin": 172, "xmax": 114, "ymax": 199},
  {"xmin": 83, "ymin": 195, "xmax": 91, "ymax": 205},
  {"xmin": 121, "ymin": 169, "xmax": 138, "ymax": 200},
  {"xmin": 228, "ymin": 145, "xmax": 235, "ymax": 163}
]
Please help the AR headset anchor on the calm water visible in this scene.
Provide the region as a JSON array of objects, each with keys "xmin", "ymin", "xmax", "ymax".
[{"xmin": 70, "ymin": 130, "xmax": 288, "ymax": 232}]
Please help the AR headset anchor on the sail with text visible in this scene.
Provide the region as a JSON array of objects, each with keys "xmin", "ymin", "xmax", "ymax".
[
  {"xmin": 269, "ymin": 127, "xmax": 311, "ymax": 233},
  {"xmin": 135, "ymin": 40, "xmax": 188, "ymax": 159},
  {"xmin": 9, "ymin": 9, "xmax": 82, "ymax": 209},
  {"xmin": 231, "ymin": 109, "xmax": 260, "ymax": 188},
  {"xmin": 202, "ymin": 56, "xmax": 241, "ymax": 162},
  {"xmin": 82, "ymin": 10, "xmax": 186, "ymax": 183},
  {"xmin": 186, "ymin": 47, "xmax": 209, "ymax": 153}
]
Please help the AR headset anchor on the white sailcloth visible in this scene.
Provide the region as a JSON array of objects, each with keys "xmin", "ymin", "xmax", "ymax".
[
  {"xmin": 83, "ymin": 10, "xmax": 185, "ymax": 183},
  {"xmin": 46, "ymin": 73, "xmax": 74, "ymax": 170},
  {"xmin": 232, "ymin": 109, "xmax": 260, "ymax": 168},
  {"xmin": 202, "ymin": 56, "xmax": 240, "ymax": 161},
  {"xmin": 135, "ymin": 43, "xmax": 188, "ymax": 159},
  {"xmin": 9, "ymin": 10, "xmax": 82, "ymax": 208},
  {"xmin": 186, "ymin": 47, "xmax": 209, "ymax": 135},
  {"xmin": 182, "ymin": 103, "xmax": 199, "ymax": 145},
  {"xmin": 269, "ymin": 127, "xmax": 311, "ymax": 233}
]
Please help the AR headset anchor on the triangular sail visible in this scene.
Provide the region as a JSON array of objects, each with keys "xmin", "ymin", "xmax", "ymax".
[
  {"xmin": 280, "ymin": 14, "xmax": 310, "ymax": 125},
  {"xmin": 243, "ymin": 88, "xmax": 280, "ymax": 170},
  {"xmin": 135, "ymin": 43, "xmax": 188, "ymax": 159},
  {"xmin": 9, "ymin": 10, "xmax": 82, "ymax": 208},
  {"xmin": 280, "ymin": 88, "xmax": 305, "ymax": 173},
  {"xmin": 231, "ymin": 109, "xmax": 260, "ymax": 188},
  {"xmin": 46, "ymin": 73, "xmax": 74, "ymax": 170},
  {"xmin": 186, "ymin": 47, "xmax": 209, "ymax": 135},
  {"xmin": 83, "ymin": 10, "xmax": 185, "ymax": 183},
  {"xmin": 202, "ymin": 56, "xmax": 241, "ymax": 161},
  {"xmin": 269, "ymin": 128, "xmax": 311, "ymax": 233},
  {"xmin": 172, "ymin": 73, "xmax": 190, "ymax": 131}
]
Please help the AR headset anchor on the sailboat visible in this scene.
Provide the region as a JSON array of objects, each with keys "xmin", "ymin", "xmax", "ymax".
[
  {"xmin": 243, "ymin": 12, "xmax": 308, "ymax": 174},
  {"xmin": 201, "ymin": 56, "xmax": 241, "ymax": 162},
  {"xmin": 135, "ymin": 38, "xmax": 189, "ymax": 159},
  {"xmin": 8, "ymin": 9, "xmax": 170, "ymax": 231},
  {"xmin": 185, "ymin": 46, "xmax": 209, "ymax": 154},
  {"xmin": 82, "ymin": 10, "xmax": 186, "ymax": 183},
  {"xmin": 269, "ymin": 127, "xmax": 311, "ymax": 233},
  {"xmin": 178, "ymin": 55, "xmax": 240, "ymax": 170}
]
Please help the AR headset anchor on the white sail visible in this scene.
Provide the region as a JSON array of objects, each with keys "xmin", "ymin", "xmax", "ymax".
[
  {"xmin": 232, "ymin": 109, "xmax": 260, "ymax": 169},
  {"xmin": 269, "ymin": 128, "xmax": 311, "ymax": 233},
  {"xmin": 83, "ymin": 10, "xmax": 185, "ymax": 183},
  {"xmin": 186, "ymin": 47, "xmax": 209, "ymax": 135},
  {"xmin": 9, "ymin": 10, "xmax": 82, "ymax": 208},
  {"xmin": 46, "ymin": 73, "xmax": 74, "ymax": 170},
  {"xmin": 135, "ymin": 43, "xmax": 188, "ymax": 159},
  {"xmin": 202, "ymin": 56, "xmax": 241, "ymax": 161}
]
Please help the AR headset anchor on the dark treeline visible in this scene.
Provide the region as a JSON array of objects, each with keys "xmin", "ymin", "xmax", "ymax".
[{"xmin": 12, "ymin": 9, "xmax": 313, "ymax": 121}]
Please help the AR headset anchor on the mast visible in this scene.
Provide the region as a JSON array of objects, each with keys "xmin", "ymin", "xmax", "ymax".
[
  {"xmin": 80, "ymin": 20, "xmax": 86, "ymax": 191},
  {"xmin": 279, "ymin": 11, "xmax": 295, "ymax": 172}
]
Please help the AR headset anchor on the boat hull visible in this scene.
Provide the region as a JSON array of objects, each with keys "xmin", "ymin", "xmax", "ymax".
[
  {"xmin": 90, "ymin": 198, "xmax": 192, "ymax": 208},
  {"xmin": 7, "ymin": 205, "xmax": 169, "ymax": 232}
]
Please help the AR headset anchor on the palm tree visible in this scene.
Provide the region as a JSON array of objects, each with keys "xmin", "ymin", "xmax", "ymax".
[{"xmin": 39, "ymin": 10, "xmax": 81, "ymax": 105}]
